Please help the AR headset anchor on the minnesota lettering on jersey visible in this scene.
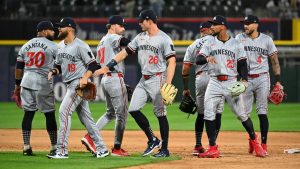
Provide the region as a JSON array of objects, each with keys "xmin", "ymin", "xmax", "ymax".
[
  {"xmin": 25, "ymin": 42, "xmax": 48, "ymax": 51},
  {"xmin": 211, "ymin": 49, "xmax": 236, "ymax": 59},
  {"xmin": 138, "ymin": 45, "xmax": 159, "ymax": 55},
  {"xmin": 58, "ymin": 53, "xmax": 76, "ymax": 62},
  {"xmin": 244, "ymin": 46, "xmax": 269, "ymax": 55}
]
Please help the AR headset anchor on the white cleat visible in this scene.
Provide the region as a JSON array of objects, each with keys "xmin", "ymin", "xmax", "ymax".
[
  {"xmin": 96, "ymin": 151, "xmax": 109, "ymax": 158},
  {"xmin": 47, "ymin": 153, "xmax": 69, "ymax": 159}
]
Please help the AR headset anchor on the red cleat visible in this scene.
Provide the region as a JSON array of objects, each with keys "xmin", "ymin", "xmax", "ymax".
[
  {"xmin": 81, "ymin": 134, "xmax": 96, "ymax": 154},
  {"xmin": 261, "ymin": 143, "xmax": 268, "ymax": 156},
  {"xmin": 249, "ymin": 135, "xmax": 265, "ymax": 157},
  {"xmin": 248, "ymin": 138, "xmax": 254, "ymax": 154},
  {"xmin": 192, "ymin": 146, "xmax": 205, "ymax": 156},
  {"xmin": 198, "ymin": 145, "xmax": 220, "ymax": 158},
  {"xmin": 111, "ymin": 148, "xmax": 130, "ymax": 156}
]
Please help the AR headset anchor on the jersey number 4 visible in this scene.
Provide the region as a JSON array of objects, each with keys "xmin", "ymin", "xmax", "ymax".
[
  {"xmin": 257, "ymin": 55, "xmax": 262, "ymax": 64},
  {"xmin": 26, "ymin": 52, "xmax": 45, "ymax": 68},
  {"xmin": 148, "ymin": 55, "xmax": 158, "ymax": 64}
]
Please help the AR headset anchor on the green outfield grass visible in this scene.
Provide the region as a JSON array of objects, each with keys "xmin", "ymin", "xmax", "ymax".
[
  {"xmin": 0, "ymin": 102, "xmax": 299, "ymax": 131},
  {"xmin": 0, "ymin": 152, "xmax": 180, "ymax": 169}
]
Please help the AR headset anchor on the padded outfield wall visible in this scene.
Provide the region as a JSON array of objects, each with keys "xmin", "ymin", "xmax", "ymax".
[{"xmin": 0, "ymin": 18, "xmax": 299, "ymax": 102}]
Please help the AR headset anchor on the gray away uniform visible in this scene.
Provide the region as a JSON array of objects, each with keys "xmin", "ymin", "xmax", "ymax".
[
  {"xmin": 236, "ymin": 33, "xmax": 278, "ymax": 116},
  {"xmin": 184, "ymin": 35, "xmax": 224, "ymax": 114},
  {"xmin": 127, "ymin": 31, "xmax": 176, "ymax": 117},
  {"xmin": 96, "ymin": 33, "xmax": 128, "ymax": 146},
  {"xmin": 55, "ymin": 38, "xmax": 107, "ymax": 155},
  {"xmin": 17, "ymin": 37, "xmax": 57, "ymax": 113},
  {"xmin": 199, "ymin": 36, "xmax": 249, "ymax": 122}
]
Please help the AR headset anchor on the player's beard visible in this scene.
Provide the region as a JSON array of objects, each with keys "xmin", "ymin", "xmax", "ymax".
[
  {"xmin": 212, "ymin": 31, "xmax": 219, "ymax": 36},
  {"xmin": 46, "ymin": 34, "xmax": 54, "ymax": 41},
  {"xmin": 58, "ymin": 31, "xmax": 68, "ymax": 40},
  {"xmin": 245, "ymin": 29, "xmax": 254, "ymax": 36}
]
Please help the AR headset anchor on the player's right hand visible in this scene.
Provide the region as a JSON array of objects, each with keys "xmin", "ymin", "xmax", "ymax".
[
  {"xmin": 182, "ymin": 89, "xmax": 190, "ymax": 96},
  {"xmin": 48, "ymin": 71, "xmax": 53, "ymax": 80},
  {"xmin": 93, "ymin": 66, "xmax": 109, "ymax": 77},
  {"xmin": 207, "ymin": 56, "xmax": 217, "ymax": 64}
]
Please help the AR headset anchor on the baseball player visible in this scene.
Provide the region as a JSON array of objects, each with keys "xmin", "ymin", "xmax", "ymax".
[
  {"xmin": 236, "ymin": 15, "xmax": 282, "ymax": 155},
  {"xmin": 81, "ymin": 15, "xmax": 131, "ymax": 156},
  {"xmin": 47, "ymin": 17, "xmax": 108, "ymax": 159},
  {"xmin": 182, "ymin": 22, "xmax": 224, "ymax": 156},
  {"xmin": 93, "ymin": 9, "xmax": 176, "ymax": 158},
  {"xmin": 196, "ymin": 15, "xmax": 265, "ymax": 158},
  {"xmin": 12, "ymin": 21, "xmax": 58, "ymax": 156}
]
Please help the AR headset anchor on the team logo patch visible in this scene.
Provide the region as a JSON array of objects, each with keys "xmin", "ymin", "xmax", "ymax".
[
  {"xmin": 170, "ymin": 45, "xmax": 175, "ymax": 51},
  {"xmin": 87, "ymin": 52, "xmax": 94, "ymax": 59}
]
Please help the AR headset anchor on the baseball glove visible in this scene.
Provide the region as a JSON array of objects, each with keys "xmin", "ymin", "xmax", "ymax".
[
  {"xmin": 229, "ymin": 81, "xmax": 247, "ymax": 97},
  {"xmin": 160, "ymin": 83, "xmax": 178, "ymax": 105},
  {"xmin": 125, "ymin": 84, "xmax": 133, "ymax": 101},
  {"xmin": 179, "ymin": 95, "xmax": 197, "ymax": 115},
  {"xmin": 269, "ymin": 83, "xmax": 285, "ymax": 105},
  {"xmin": 76, "ymin": 82, "xmax": 97, "ymax": 101},
  {"xmin": 11, "ymin": 85, "xmax": 22, "ymax": 108}
]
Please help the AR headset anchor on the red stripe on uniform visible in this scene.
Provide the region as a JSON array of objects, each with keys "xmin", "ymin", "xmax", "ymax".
[
  {"xmin": 61, "ymin": 92, "xmax": 77, "ymax": 154},
  {"xmin": 118, "ymin": 77, "xmax": 127, "ymax": 115},
  {"xmin": 159, "ymin": 75, "xmax": 164, "ymax": 116}
]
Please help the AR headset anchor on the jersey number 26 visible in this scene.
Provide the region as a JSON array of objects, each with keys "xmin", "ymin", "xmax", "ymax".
[{"xmin": 148, "ymin": 55, "xmax": 158, "ymax": 64}]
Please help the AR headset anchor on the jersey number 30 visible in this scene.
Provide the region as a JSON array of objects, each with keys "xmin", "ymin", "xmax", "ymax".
[{"xmin": 26, "ymin": 52, "xmax": 45, "ymax": 68}]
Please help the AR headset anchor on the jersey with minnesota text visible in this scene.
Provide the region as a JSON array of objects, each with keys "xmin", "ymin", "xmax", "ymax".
[
  {"xmin": 96, "ymin": 33, "xmax": 125, "ymax": 74},
  {"xmin": 127, "ymin": 30, "xmax": 176, "ymax": 75},
  {"xmin": 17, "ymin": 37, "xmax": 57, "ymax": 90},
  {"xmin": 199, "ymin": 36, "xmax": 247, "ymax": 77},
  {"xmin": 55, "ymin": 38, "xmax": 96, "ymax": 83},
  {"xmin": 184, "ymin": 35, "xmax": 214, "ymax": 74},
  {"xmin": 235, "ymin": 32, "xmax": 277, "ymax": 74}
]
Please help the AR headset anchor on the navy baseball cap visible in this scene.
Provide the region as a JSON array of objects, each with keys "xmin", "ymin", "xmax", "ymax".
[
  {"xmin": 208, "ymin": 15, "xmax": 227, "ymax": 27},
  {"xmin": 37, "ymin": 21, "xmax": 54, "ymax": 32},
  {"xmin": 240, "ymin": 15, "xmax": 259, "ymax": 24},
  {"xmin": 138, "ymin": 9, "xmax": 157, "ymax": 22},
  {"xmin": 200, "ymin": 22, "xmax": 212, "ymax": 29},
  {"xmin": 108, "ymin": 15, "xmax": 126, "ymax": 26},
  {"xmin": 55, "ymin": 17, "xmax": 77, "ymax": 29}
]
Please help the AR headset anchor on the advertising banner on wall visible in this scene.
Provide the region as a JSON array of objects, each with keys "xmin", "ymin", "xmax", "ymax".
[
  {"xmin": 0, "ymin": 18, "xmax": 280, "ymax": 40},
  {"xmin": 74, "ymin": 18, "xmax": 280, "ymax": 40}
]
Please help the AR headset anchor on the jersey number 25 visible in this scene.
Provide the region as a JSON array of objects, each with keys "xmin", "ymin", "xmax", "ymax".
[{"xmin": 226, "ymin": 59, "xmax": 235, "ymax": 68}]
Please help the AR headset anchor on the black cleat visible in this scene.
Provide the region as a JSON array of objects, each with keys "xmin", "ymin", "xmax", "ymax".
[
  {"xmin": 151, "ymin": 149, "xmax": 170, "ymax": 158},
  {"xmin": 46, "ymin": 149, "xmax": 56, "ymax": 157},
  {"xmin": 23, "ymin": 148, "xmax": 35, "ymax": 156},
  {"xmin": 142, "ymin": 137, "xmax": 161, "ymax": 156}
]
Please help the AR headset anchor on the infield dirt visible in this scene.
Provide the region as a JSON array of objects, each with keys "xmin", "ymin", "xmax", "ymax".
[{"xmin": 1, "ymin": 129, "xmax": 299, "ymax": 169}]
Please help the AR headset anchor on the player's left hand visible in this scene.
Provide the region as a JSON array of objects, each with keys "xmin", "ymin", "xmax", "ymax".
[
  {"xmin": 79, "ymin": 77, "xmax": 88, "ymax": 88},
  {"xmin": 269, "ymin": 82, "xmax": 285, "ymax": 105},
  {"xmin": 48, "ymin": 71, "xmax": 53, "ymax": 80},
  {"xmin": 93, "ymin": 67, "xmax": 109, "ymax": 77},
  {"xmin": 229, "ymin": 81, "xmax": 248, "ymax": 97},
  {"xmin": 11, "ymin": 85, "xmax": 22, "ymax": 109}
]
